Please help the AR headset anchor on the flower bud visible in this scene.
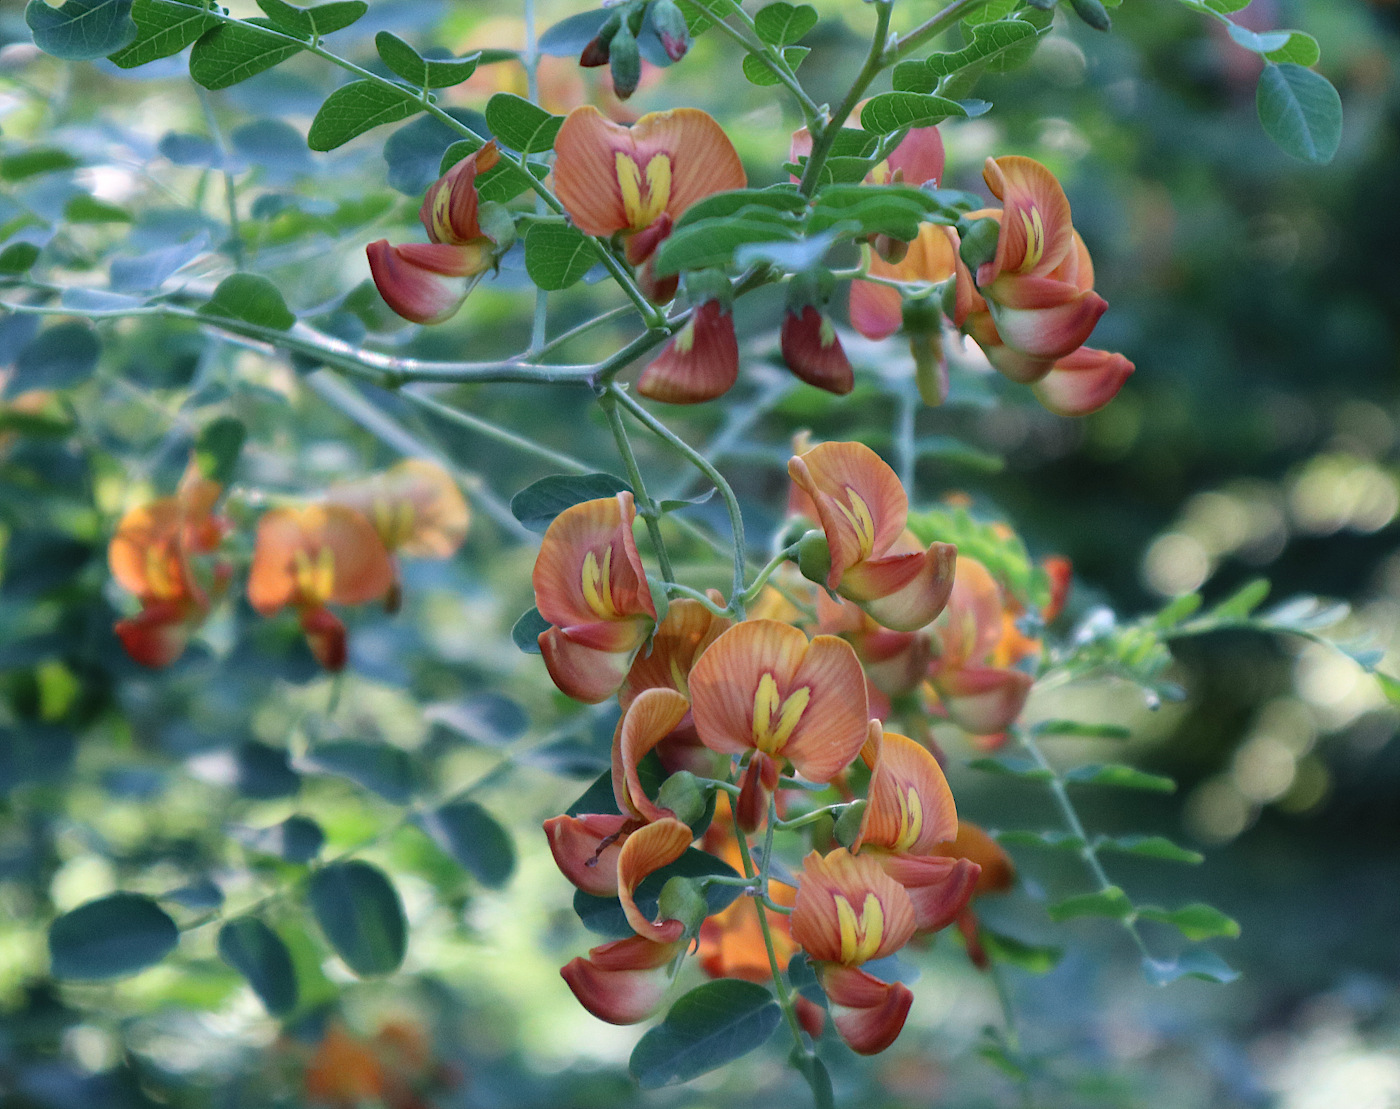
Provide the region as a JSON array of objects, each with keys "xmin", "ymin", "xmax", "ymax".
[
  {"xmin": 609, "ymin": 25, "xmax": 642, "ymax": 100},
  {"xmin": 649, "ymin": 0, "xmax": 691, "ymax": 62},
  {"xmin": 580, "ymin": 11, "xmax": 622, "ymax": 66},
  {"xmin": 1070, "ymin": 0, "xmax": 1111, "ymax": 31},
  {"xmin": 796, "ymin": 530, "xmax": 832, "ymax": 587},
  {"xmin": 834, "ymin": 800, "xmax": 867, "ymax": 848},
  {"xmin": 956, "ymin": 215, "xmax": 1000, "ymax": 275}
]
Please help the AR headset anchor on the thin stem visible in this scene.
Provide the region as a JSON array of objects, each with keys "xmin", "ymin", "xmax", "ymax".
[
  {"xmin": 798, "ymin": 0, "xmax": 894, "ymax": 197},
  {"xmin": 664, "ymin": 582, "xmax": 730, "ymax": 616},
  {"xmin": 741, "ymin": 543, "xmax": 800, "ymax": 605},
  {"xmin": 895, "ymin": 388, "xmax": 917, "ymax": 493},
  {"xmin": 196, "ymin": 88, "xmax": 243, "ymax": 268},
  {"xmin": 889, "ymin": 0, "xmax": 991, "ymax": 62},
  {"xmin": 532, "ymin": 303, "xmax": 639, "ymax": 359},
  {"xmin": 401, "ymin": 387, "xmax": 594, "ymax": 474},
  {"xmin": 608, "ymin": 384, "xmax": 747, "ymax": 613},
  {"xmin": 599, "ymin": 389, "xmax": 677, "ymax": 582},
  {"xmin": 686, "ymin": 0, "xmax": 822, "ymax": 128}
]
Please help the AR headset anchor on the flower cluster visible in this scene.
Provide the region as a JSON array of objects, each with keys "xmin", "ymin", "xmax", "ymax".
[
  {"xmin": 537, "ymin": 439, "xmax": 1042, "ymax": 1054},
  {"xmin": 108, "ymin": 459, "xmax": 468, "ymax": 671}
]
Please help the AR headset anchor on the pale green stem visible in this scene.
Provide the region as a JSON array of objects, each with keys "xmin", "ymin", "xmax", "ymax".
[
  {"xmin": 598, "ymin": 388, "xmax": 677, "ymax": 583},
  {"xmin": 664, "ymin": 582, "xmax": 730, "ymax": 616},
  {"xmin": 196, "ymin": 88, "xmax": 243, "ymax": 268},
  {"xmin": 741, "ymin": 543, "xmax": 800, "ymax": 605},
  {"xmin": 400, "ymin": 387, "xmax": 594, "ymax": 474}
]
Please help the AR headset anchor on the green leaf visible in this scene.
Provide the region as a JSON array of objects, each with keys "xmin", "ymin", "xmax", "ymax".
[
  {"xmin": 809, "ymin": 183, "xmax": 941, "ymax": 242},
  {"xmin": 307, "ymin": 861, "xmax": 407, "ymax": 976},
  {"xmin": 860, "ymin": 92, "xmax": 967, "ymax": 134},
  {"xmin": 1063, "ymin": 763, "xmax": 1176, "ymax": 792},
  {"xmin": 189, "ymin": 19, "xmax": 305, "ymax": 89},
  {"xmin": 218, "ymin": 917, "xmax": 298, "ymax": 1015},
  {"xmin": 673, "ymin": 187, "xmax": 805, "ymax": 231},
  {"xmin": 484, "ymin": 93, "xmax": 563, "ymax": 154},
  {"xmin": 13, "ymin": 322, "xmax": 101, "ymax": 391},
  {"xmin": 304, "ymin": 741, "xmax": 416, "ymax": 803},
  {"xmin": 308, "ymin": 80, "xmax": 422, "ymax": 151},
  {"xmin": 1097, "ymin": 834, "xmax": 1203, "ymax": 865},
  {"xmin": 652, "ymin": 211, "xmax": 800, "ymax": 276},
  {"xmin": 1264, "ymin": 30, "xmax": 1320, "ymax": 67},
  {"xmin": 1210, "ymin": 577, "xmax": 1270, "ymax": 619},
  {"xmin": 511, "ymin": 606, "xmax": 550, "ymax": 654},
  {"xmin": 240, "ymin": 815, "xmax": 324, "ymax": 863},
  {"xmin": 980, "ymin": 927, "xmax": 1063, "ymax": 974},
  {"xmin": 418, "ymin": 800, "xmax": 516, "ymax": 888},
  {"xmin": 968, "ymin": 755, "xmax": 1053, "ymax": 783},
  {"xmin": 1225, "ymin": 21, "xmax": 1290, "ymax": 54},
  {"xmin": 1, "ymin": 148, "xmax": 81, "ymax": 180},
  {"xmin": 108, "ymin": 0, "xmax": 217, "ymax": 68},
  {"xmin": 924, "ymin": 18, "xmax": 1037, "ymax": 78},
  {"xmin": 1047, "ymin": 885, "xmax": 1133, "ymax": 922},
  {"xmin": 892, "ymin": 60, "xmax": 937, "ymax": 94},
  {"xmin": 26, "ymin": 0, "xmax": 135, "ymax": 61},
  {"xmin": 1153, "ymin": 592, "xmax": 1203, "ymax": 628},
  {"xmin": 1256, "ymin": 63, "xmax": 1342, "ymax": 165},
  {"xmin": 375, "ymin": 32, "xmax": 479, "ymax": 88},
  {"xmin": 199, "ymin": 273, "xmax": 296, "ymax": 330},
  {"xmin": 510, "ymin": 472, "xmax": 632, "ymax": 534},
  {"xmin": 629, "ymin": 980, "xmax": 782, "ymax": 1088},
  {"xmin": 1137, "ymin": 903, "xmax": 1240, "ymax": 941},
  {"xmin": 49, "ymin": 893, "xmax": 178, "ymax": 979},
  {"xmin": 753, "ymin": 1, "xmax": 816, "ymax": 45},
  {"xmin": 524, "ymin": 222, "xmax": 597, "ymax": 290},
  {"xmin": 193, "ymin": 416, "xmax": 245, "ymax": 485},
  {"xmin": 0, "ymin": 243, "xmax": 40, "ymax": 276},
  {"xmin": 1375, "ymin": 671, "xmax": 1400, "ymax": 705},
  {"xmin": 742, "ymin": 44, "xmax": 808, "ymax": 85},
  {"xmin": 1032, "ymin": 719, "xmax": 1132, "ymax": 740},
  {"xmin": 64, "ymin": 195, "xmax": 131, "ymax": 223},
  {"xmin": 1143, "ymin": 947, "xmax": 1239, "ymax": 985},
  {"xmin": 995, "ymin": 829, "xmax": 1085, "ymax": 851},
  {"xmin": 254, "ymin": 0, "xmax": 366, "ymax": 36}
]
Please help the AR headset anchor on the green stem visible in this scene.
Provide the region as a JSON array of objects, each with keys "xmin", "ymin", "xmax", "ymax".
[
  {"xmin": 400, "ymin": 387, "xmax": 594, "ymax": 474},
  {"xmin": 889, "ymin": 0, "xmax": 992, "ymax": 62},
  {"xmin": 196, "ymin": 88, "xmax": 243, "ymax": 268},
  {"xmin": 599, "ymin": 388, "xmax": 677, "ymax": 582},
  {"xmin": 798, "ymin": 0, "xmax": 894, "ymax": 197},
  {"xmin": 741, "ymin": 543, "xmax": 800, "ymax": 605},
  {"xmin": 664, "ymin": 582, "xmax": 729, "ymax": 615},
  {"xmin": 532, "ymin": 303, "xmax": 640, "ymax": 359},
  {"xmin": 607, "ymin": 384, "xmax": 748, "ymax": 614},
  {"xmin": 690, "ymin": 0, "xmax": 822, "ymax": 129}
]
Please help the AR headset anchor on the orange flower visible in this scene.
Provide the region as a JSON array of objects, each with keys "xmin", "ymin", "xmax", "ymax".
[
  {"xmin": 552, "ymin": 106, "xmax": 746, "ymax": 300},
  {"xmin": 610, "ymin": 687, "xmax": 692, "ymax": 824},
  {"xmin": 926, "ymin": 557, "xmax": 1036, "ymax": 737},
  {"xmin": 930, "ymin": 821, "xmax": 1015, "ymax": 969},
  {"xmin": 1031, "ymin": 345, "xmax": 1135, "ymax": 416},
  {"xmin": 780, "ymin": 305, "xmax": 853, "ymax": 396},
  {"xmin": 367, "ymin": 142, "xmax": 505, "ymax": 324},
  {"xmin": 532, "ymin": 492, "xmax": 657, "ymax": 703},
  {"xmin": 560, "ymin": 933, "xmax": 684, "ymax": 1025},
  {"xmin": 853, "ymin": 726, "xmax": 982, "ymax": 933},
  {"xmin": 637, "ymin": 299, "xmax": 739, "ymax": 403},
  {"xmin": 247, "ymin": 504, "xmax": 395, "ymax": 671},
  {"xmin": 543, "ymin": 810, "xmax": 633, "ymax": 897},
  {"xmin": 847, "ymin": 222, "xmax": 959, "ymax": 342},
  {"xmin": 790, "ymin": 848, "xmax": 918, "ymax": 1055},
  {"xmin": 109, "ymin": 472, "xmax": 229, "ymax": 667},
  {"xmin": 788, "ymin": 440, "xmax": 957, "ymax": 632},
  {"xmin": 816, "ymin": 592, "xmax": 931, "ymax": 701}
]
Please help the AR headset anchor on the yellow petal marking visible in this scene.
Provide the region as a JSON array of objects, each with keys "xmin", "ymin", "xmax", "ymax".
[
  {"xmin": 833, "ymin": 488, "xmax": 878, "ymax": 561},
  {"xmin": 668, "ymin": 654, "xmax": 689, "ymax": 697},
  {"xmin": 294, "ymin": 546, "xmax": 336, "ymax": 604},
  {"xmin": 835, "ymin": 892, "xmax": 885, "ymax": 965},
  {"xmin": 372, "ymin": 499, "xmax": 417, "ymax": 550},
  {"xmin": 144, "ymin": 546, "xmax": 179, "ymax": 599},
  {"xmin": 894, "ymin": 785, "xmax": 923, "ymax": 853},
  {"xmin": 581, "ymin": 545, "xmax": 617, "ymax": 618},
  {"xmin": 751, "ymin": 672, "xmax": 811, "ymax": 755},
  {"xmin": 1018, "ymin": 205, "xmax": 1045, "ymax": 272},
  {"xmin": 615, "ymin": 151, "xmax": 672, "ymax": 231},
  {"xmin": 869, "ymin": 159, "xmax": 891, "ymax": 186},
  {"xmin": 672, "ymin": 316, "xmax": 696, "ymax": 356},
  {"xmin": 430, "ymin": 185, "xmax": 454, "ymax": 243}
]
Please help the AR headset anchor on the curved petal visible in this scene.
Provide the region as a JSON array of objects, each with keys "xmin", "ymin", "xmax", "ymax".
[
  {"xmin": 856, "ymin": 732, "xmax": 958, "ymax": 854},
  {"xmin": 637, "ymin": 301, "xmax": 739, "ymax": 404},
  {"xmin": 934, "ymin": 821, "xmax": 1016, "ymax": 895},
  {"xmin": 787, "ymin": 441, "xmax": 909, "ymax": 586},
  {"xmin": 630, "ymin": 107, "xmax": 747, "ymax": 221},
  {"xmin": 933, "ymin": 665, "xmax": 1033, "ymax": 735},
  {"xmin": 734, "ymin": 750, "xmax": 779, "ymax": 833},
  {"xmin": 299, "ymin": 605, "xmax": 349, "ymax": 671},
  {"xmin": 847, "ymin": 278, "xmax": 903, "ymax": 341},
  {"xmin": 612, "ymin": 687, "xmax": 692, "ymax": 821},
  {"xmin": 419, "ymin": 141, "xmax": 499, "ymax": 245},
  {"xmin": 551, "ymin": 106, "xmax": 631, "ymax": 235},
  {"xmin": 561, "ymin": 935, "xmax": 681, "ymax": 1024},
  {"xmin": 540, "ymin": 626, "xmax": 638, "ymax": 704},
  {"xmin": 781, "ymin": 634, "xmax": 870, "ymax": 783},
  {"xmin": 842, "ymin": 542, "xmax": 957, "ymax": 632},
  {"xmin": 109, "ymin": 498, "xmax": 186, "ymax": 600},
  {"xmin": 1032, "ymin": 346, "xmax": 1135, "ymax": 417},
  {"xmin": 617, "ymin": 817, "xmax": 693, "ymax": 943},
  {"xmin": 790, "ymin": 848, "xmax": 916, "ymax": 966},
  {"xmin": 984, "ymin": 279, "xmax": 1107, "ymax": 362},
  {"xmin": 621, "ymin": 598, "xmax": 730, "ymax": 708},
  {"xmin": 876, "ymin": 853, "xmax": 980, "ymax": 933},
  {"xmin": 544, "ymin": 812, "xmax": 633, "ymax": 897},
  {"xmin": 689, "ymin": 619, "xmax": 810, "ymax": 756},
  {"xmin": 114, "ymin": 600, "xmax": 195, "ymax": 668},
  {"xmin": 247, "ymin": 505, "xmax": 393, "ymax": 613},
  {"xmin": 781, "ymin": 307, "xmax": 853, "ymax": 395},
  {"xmin": 816, "ymin": 963, "xmax": 914, "ymax": 1055},
  {"xmin": 366, "ymin": 241, "xmax": 485, "ymax": 325},
  {"xmin": 884, "ymin": 125, "xmax": 944, "ymax": 187},
  {"xmin": 980, "ymin": 155, "xmax": 1075, "ymax": 282},
  {"xmin": 533, "ymin": 492, "xmax": 655, "ymax": 630},
  {"xmin": 933, "ymin": 557, "xmax": 1008, "ymax": 668}
]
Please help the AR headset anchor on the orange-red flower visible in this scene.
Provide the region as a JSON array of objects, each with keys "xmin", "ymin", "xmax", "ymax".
[
  {"xmin": 848, "ymin": 222, "xmax": 959, "ymax": 343},
  {"xmin": 788, "ymin": 440, "xmax": 957, "ymax": 632},
  {"xmin": 247, "ymin": 504, "xmax": 395, "ymax": 671},
  {"xmin": 926, "ymin": 556, "xmax": 1036, "ymax": 737},
  {"xmin": 532, "ymin": 492, "xmax": 657, "ymax": 703},
  {"xmin": 109, "ymin": 472, "xmax": 229, "ymax": 667},
  {"xmin": 637, "ymin": 299, "xmax": 739, "ymax": 403},
  {"xmin": 544, "ymin": 810, "xmax": 633, "ymax": 897},
  {"xmin": 367, "ymin": 142, "xmax": 505, "ymax": 324},
  {"xmin": 816, "ymin": 592, "xmax": 931, "ymax": 705},
  {"xmin": 552, "ymin": 106, "xmax": 746, "ymax": 301},
  {"xmin": 791, "ymin": 848, "xmax": 918, "ymax": 1054},
  {"xmin": 303, "ymin": 1021, "xmax": 442, "ymax": 1109},
  {"xmin": 781, "ymin": 305, "xmax": 853, "ymax": 395},
  {"xmin": 930, "ymin": 821, "xmax": 1016, "ymax": 969},
  {"xmin": 1031, "ymin": 345, "xmax": 1135, "ymax": 416},
  {"xmin": 790, "ymin": 122, "xmax": 945, "ymax": 191}
]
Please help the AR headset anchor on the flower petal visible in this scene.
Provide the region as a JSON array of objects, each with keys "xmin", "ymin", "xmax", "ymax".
[
  {"xmin": 330, "ymin": 459, "xmax": 469, "ymax": 559},
  {"xmin": 540, "ymin": 625, "xmax": 639, "ymax": 704},
  {"xmin": 932, "ymin": 665, "xmax": 1033, "ymax": 735},
  {"xmin": 419, "ymin": 141, "xmax": 499, "ymax": 245},
  {"xmin": 533, "ymin": 492, "xmax": 655, "ymax": 631},
  {"xmin": 621, "ymin": 598, "xmax": 730, "ymax": 708},
  {"xmin": 781, "ymin": 634, "xmax": 871, "ymax": 783},
  {"xmin": 630, "ymin": 107, "xmax": 746, "ymax": 222},
  {"xmin": 788, "ymin": 441, "xmax": 909, "ymax": 586},
  {"xmin": 980, "ymin": 155, "xmax": 1075, "ymax": 282},
  {"xmin": 848, "ymin": 278, "xmax": 903, "ymax": 341},
  {"xmin": 876, "ymin": 853, "xmax": 980, "ymax": 933},
  {"xmin": 544, "ymin": 812, "xmax": 633, "ymax": 897},
  {"xmin": 247, "ymin": 505, "xmax": 394, "ymax": 614},
  {"xmin": 884, "ymin": 125, "xmax": 944, "ymax": 187},
  {"xmin": 856, "ymin": 732, "xmax": 959, "ymax": 855},
  {"xmin": 114, "ymin": 600, "xmax": 195, "ymax": 668},
  {"xmin": 816, "ymin": 963, "xmax": 914, "ymax": 1055},
  {"xmin": 561, "ymin": 935, "xmax": 681, "ymax": 1024},
  {"xmin": 552, "ymin": 106, "xmax": 632, "ymax": 235},
  {"xmin": 612, "ymin": 687, "xmax": 692, "ymax": 821},
  {"xmin": 841, "ymin": 542, "xmax": 957, "ymax": 632},
  {"xmin": 637, "ymin": 300, "xmax": 739, "ymax": 404},
  {"xmin": 617, "ymin": 816, "xmax": 693, "ymax": 943},
  {"xmin": 790, "ymin": 848, "xmax": 917, "ymax": 966},
  {"xmin": 1032, "ymin": 346, "xmax": 1135, "ymax": 417},
  {"xmin": 781, "ymin": 307, "xmax": 853, "ymax": 395},
  {"xmin": 983, "ymin": 277, "xmax": 1107, "ymax": 362},
  {"xmin": 689, "ymin": 619, "xmax": 810, "ymax": 757},
  {"xmin": 933, "ymin": 821, "xmax": 1016, "ymax": 895},
  {"xmin": 366, "ymin": 240, "xmax": 485, "ymax": 325}
]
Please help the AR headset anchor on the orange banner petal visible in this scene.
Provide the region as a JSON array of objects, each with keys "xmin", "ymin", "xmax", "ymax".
[
  {"xmin": 791, "ymin": 848, "xmax": 916, "ymax": 967},
  {"xmin": 787, "ymin": 441, "xmax": 909, "ymax": 588},
  {"xmin": 621, "ymin": 598, "xmax": 729, "ymax": 708},
  {"xmin": 876, "ymin": 852, "xmax": 980, "ymax": 933},
  {"xmin": 857, "ymin": 732, "xmax": 958, "ymax": 855},
  {"xmin": 533, "ymin": 492, "xmax": 654, "ymax": 631},
  {"xmin": 981, "ymin": 155, "xmax": 1075, "ymax": 282},
  {"xmin": 1033, "ymin": 346, "xmax": 1135, "ymax": 417},
  {"xmin": 616, "ymin": 816, "xmax": 693, "ymax": 943},
  {"xmin": 933, "ymin": 821, "xmax": 1016, "ymax": 896},
  {"xmin": 247, "ymin": 505, "xmax": 393, "ymax": 614},
  {"xmin": 330, "ymin": 458, "xmax": 469, "ymax": 559},
  {"xmin": 611, "ymin": 687, "xmax": 692, "ymax": 822}
]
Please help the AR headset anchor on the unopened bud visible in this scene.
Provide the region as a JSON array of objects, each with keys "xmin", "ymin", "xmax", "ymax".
[
  {"xmin": 656, "ymin": 770, "xmax": 708, "ymax": 828},
  {"xmin": 957, "ymin": 215, "xmax": 1001, "ymax": 278},
  {"xmin": 872, "ymin": 232, "xmax": 909, "ymax": 265},
  {"xmin": 650, "ymin": 0, "xmax": 691, "ymax": 62},
  {"xmin": 796, "ymin": 530, "xmax": 832, "ymax": 587},
  {"xmin": 580, "ymin": 11, "xmax": 621, "ymax": 66},
  {"xmin": 658, "ymin": 875, "xmax": 709, "ymax": 936},
  {"xmin": 609, "ymin": 25, "xmax": 642, "ymax": 99},
  {"xmin": 1070, "ymin": 0, "xmax": 1112, "ymax": 31}
]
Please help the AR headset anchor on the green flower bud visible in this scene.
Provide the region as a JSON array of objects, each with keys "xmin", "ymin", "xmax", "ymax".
[
  {"xmin": 650, "ymin": 0, "xmax": 692, "ymax": 62},
  {"xmin": 957, "ymin": 215, "xmax": 1001, "ymax": 277},
  {"xmin": 609, "ymin": 25, "xmax": 642, "ymax": 99},
  {"xmin": 796, "ymin": 530, "xmax": 832, "ymax": 587},
  {"xmin": 1070, "ymin": 0, "xmax": 1112, "ymax": 31}
]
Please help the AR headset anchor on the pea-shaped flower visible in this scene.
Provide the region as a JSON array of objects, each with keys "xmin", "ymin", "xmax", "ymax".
[
  {"xmin": 788, "ymin": 440, "xmax": 957, "ymax": 632},
  {"xmin": 532, "ymin": 492, "xmax": 657, "ymax": 703}
]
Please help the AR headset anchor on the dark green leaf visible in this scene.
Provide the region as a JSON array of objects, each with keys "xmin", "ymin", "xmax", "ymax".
[
  {"xmin": 49, "ymin": 893, "xmax": 178, "ymax": 979},
  {"xmin": 254, "ymin": 0, "xmax": 366, "ymax": 36},
  {"xmin": 418, "ymin": 800, "xmax": 516, "ymax": 888},
  {"xmin": 26, "ymin": 0, "xmax": 136, "ymax": 61},
  {"xmin": 424, "ymin": 694, "xmax": 528, "ymax": 746},
  {"xmin": 304, "ymin": 741, "xmax": 416, "ymax": 803},
  {"xmin": 1137, "ymin": 903, "xmax": 1240, "ymax": 941},
  {"xmin": 1256, "ymin": 63, "xmax": 1342, "ymax": 165},
  {"xmin": 1096, "ymin": 835, "xmax": 1203, "ymax": 865},
  {"xmin": 0, "ymin": 243, "xmax": 41, "ymax": 275},
  {"xmin": 1047, "ymin": 885, "xmax": 1133, "ymax": 922},
  {"xmin": 809, "ymin": 183, "xmax": 940, "ymax": 241},
  {"xmin": 240, "ymin": 815, "xmax": 324, "ymax": 862},
  {"xmin": 672, "ymin": 187, "xmax": 805, "ymax": 231},
  {"xmin": 307, "ymin": 861, "xmax": 407, "ymax": 976},
  {"xmin": 65, "ymin": 195, "xmax": 131, "ymax": 222},
  {"xmin": 980, "ymin": 928, "xmax": 1063, "ymax": 974},
  {"xmin": 859, "ymin": 92, "xmax": 966, "ymax": 134},
  {"xmin": 1, "ymin": 148, "xmax": 81, "ymax": 180},
  {"xmin": 524, "ymin": 221, "xmax": 597, "ymax": 290},
  {"xmin": 199, "ymin": 273, "xmax": 296, "ymax": 330},
  {"xmin": 1063, "ymin": 763, "xmax": 1175, "ymax": 792},
  {"xmin": 924, "ymin": 18, "xmax": 1037, "ymax": 77},
  {"xmin": 511, "ymin": 606, "xmax": 550, "ymax": 654},
  {"xmin": 189, "ymin": 20, "xmax": 303, "ymax": 90},
  {"xmin": 630, "ymin": 980, "xmax": 782, "ymax": 1088},
  {"xmin": 13, "ymin": 322, "xmax": 100, "ymax": 392},
  {"xmin": 484, "ymin": 93, "xmax": 563, "ymax": 154},
  {"xmin": 510, "ymin": 472, "xmax": 631, "ymax": 533},
  {"xmin": 538, "ymin": 8, "xmax": 612, "ymax": 56},
  {"xmin": 968, "ymin": 755, "xmax": 1053, "ymax": 783},
  {"xmin": 108, "ymin": 0, "xmax": 217, "ymax": 68},
  {"xmin": 375, "ymin": 32, "xmax": 478, "ymax": 88},
  {"xmin": 218, "ymin": 917, "xmax": 298, "ymax": 1015},
  {"xmin": 892, "ymin": 59, "xmax": 937, "ymax": 94},
  {"xmin": 652, "ymin": 211, "xmax": 800, "ymax": 276},
  {"xmin": 193, "ymin": 416, "xmax": 245, "ymax": 484},
  {"xmin": 1032, "ymin": 719, "xmax": 1132, "ymax": 739},
  {"xmin": 753, "ymin": 1, "xmax": 816, "ymax": 45},
  {"xmin": 1143, "ymin": 947, "xmax": 1239, "ymax": 985},
  {"xmin": 308, "ymin": 80, "xmax": 421, "ymax": 151}
]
